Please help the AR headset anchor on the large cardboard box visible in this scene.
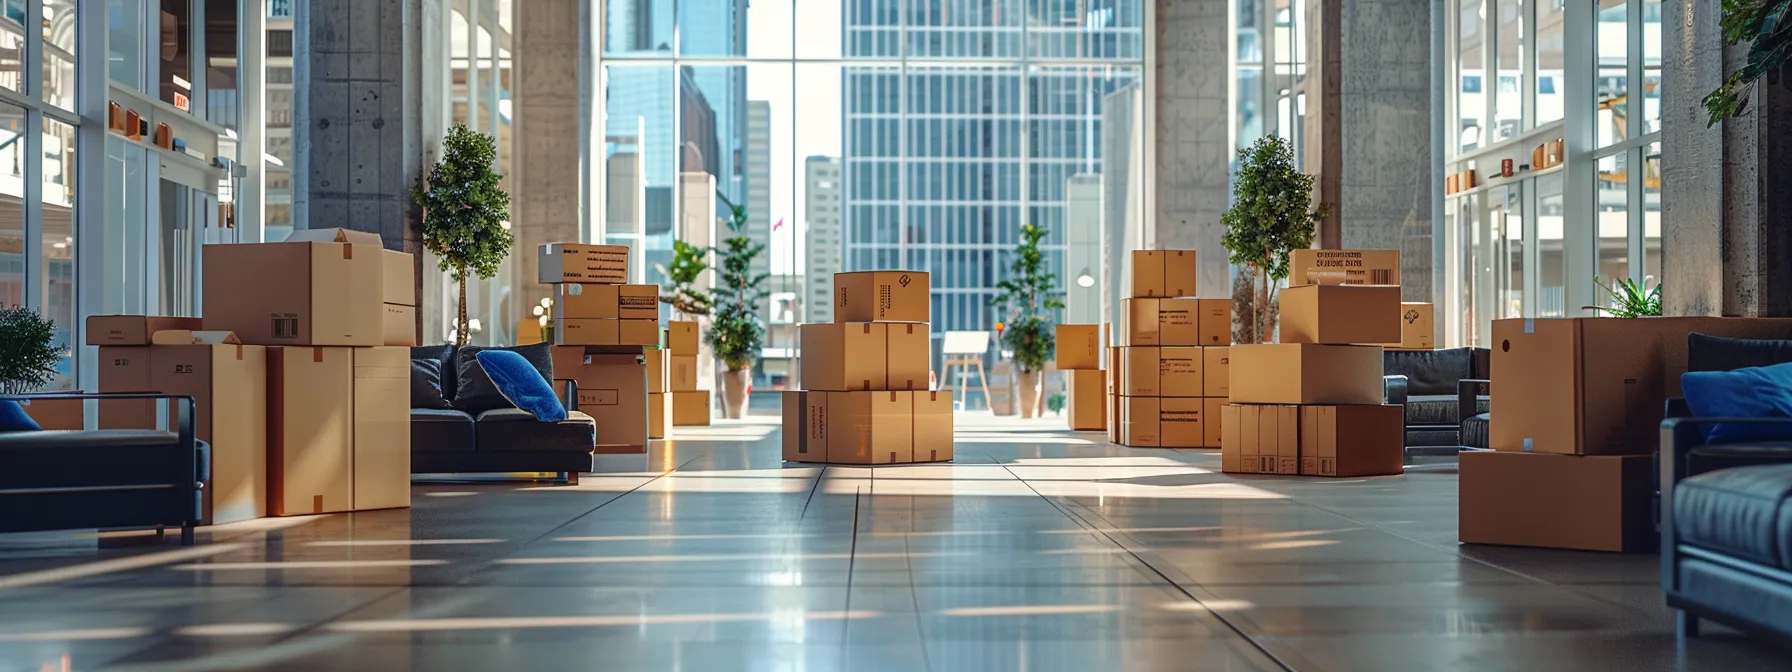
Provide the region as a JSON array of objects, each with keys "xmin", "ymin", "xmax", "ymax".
[
  {"xmin": 1289, "ymin": 249, "xmax": 1401, "ymax": 287},
  {"xmin": 382, "ymin": 304, "xmax": 418, "ymax": 347},
  {"xmin": 783, "ymin": 390, "xmax": 827, "ymax": 461},
  {"xmin": 97, "ymin": 346, "xmax": 155, "ymax": 429},
  {"xmin": 1220, "ymin": 404, "xmax": 1246, "ymax": 472},
  {"xmin": 149, "ymin": 340, "xmax": 269, "ymax": 523},
  {"xmin": 1122, "ymin": 298, "xmax": 1160, "ymax": 346},
  {"xmin": 1197, "ymin": 299, "xmax": 1231, "ymax": 346},
  {"xmin": 554, "ymin": 283, "xmax": 619, "ymax": 320},
  {"xmin": 801, "ymin": 322, "xmax": 886, "ymax": 391},
  {"xmin": 1459, "ymin": 451, "xmax": 1653, "ymax": 552},
  {"xmin": 18, "ymin": 397, "xmax": 83, "ymax": 430},
  {"xmin": 619, "ymin": 319, "xmax": 660, "ymax": 346},
  {"xmin": 85, "ymin": 315, "xmax": 202, "ymax": 345},
  {"xmin": 667, "ymin": 321, "xmax": 699, "ymax": 354},
  {"xmin": 1158, "ymin": 347, "xmax": 1204, "ymax": 397},
  {"xmin": 835, "ymin": 271, "xmax": 930, "ymax": 322},
  {"xmin": 1384, "ymin": 303, "xmax": 1435, "ymax": 350},
  {"xmin": 558, "ymin": 352, "xmax": 650, "ymax": 451},
  {"xmin": 1160, "ymin": 397, "xmax": 1203, "ymax": 448},
  {"xmin": 1203, "ymin": 347, "xmax": 1230, "ymax": 399},
  {"xmin": 204, "ymin": 228, "xmax": 384, "ymax": 346},
  {"xmin": 268, "ymin": 346, "xmax": 355, "ymax": 516},
  {"xmin": 648, "ymin": 392, "xmax": 669, "ymax": 438},
  {"xmin": 1119, "ymin": 346, "xmax": 1160, "ymax": 396},
  {"xmin": 1164, "ymin": 250, "xmax": 1197, "ymax": 297},
  {"xmin": 1280, "ymin": 284, "xmax": 1402, "ymax": 345},
  {"xmin": 381, "ymin": 249, "xmax": 416, "ymax": 306},
  {"xmin": 1066, "ymin": 369, "xmax": 1105, "ymax": 431},
  {"xmin": 886, "ymin": 322, "xmax": 930, "ymax": 391},
  {"xmin": 672, "ymin": 390, "xmax": 711, "ymax": 426},
  {"xmin": 1056, "ymin": 324, "xmax": 1102, "ymax": 370},
  {"xmin": 1120, "ymin": 396, "xmax": 1159, "ymax": 447},
  {"xmin": 538, "ymin": 243, "xmax": 629, "ymax": 284},
  {"xmin": 644, "ymin": 348, "xmax": 669, "ymax": 394},
  {"xmin": 1228, "ymin": 343, "xmax": 1384, "ymax": 405},
  {"xmin": 669, "ymin": 355, "xmax": 698, "ymax": 392},
  {"xmin": 1129, "ymin": 250, "xmax": 1166, "ymax": 298},
  {"xmin": 1203, "ymin": 398, "xmax": 1224, "ymax": 448},
  {"xmin": 914, "ymin": 391, "xmax": 955, "ymax": 463},
  {"xmin": 829, "ymin": 390, "xmax": 913, "ymax": 464},
  {"xmin": 352, "ymin": 347, "xmax": 411, "ymax": 510},
  {"xmin": 558, "ymin": 319, "xmax": 620, "ymax": 346},
  {"xmin": 618, "ymin": 285, "xmax": 659, "ymax": 320},
  {"xmin": 1491, "ymin": 317, "xmax": 1792, "ymax": 456},
  {"xmin": 1299, "ymin": 404, "xmax": 1403, "ymax": 477},
  {"xmin": 1158, "ymin": 297, "xmax": 1202, "ymax": 346}
]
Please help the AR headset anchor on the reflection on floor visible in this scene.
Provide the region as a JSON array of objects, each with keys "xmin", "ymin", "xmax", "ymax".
[{"xmin": 1, "ymin": 419, "xmax": 1788, "ymax": 671}]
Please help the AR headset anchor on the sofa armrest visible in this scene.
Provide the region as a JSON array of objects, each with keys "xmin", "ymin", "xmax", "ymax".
[
  {"xmin": 1383, "ymin": 375, "xmax": 1409, "ymax": 406},
  {"xmin": 1458, "ymin": 379, "xmax": 1489, "ymax": 424},
  {"xmin": 1659, "ymin": 415, "xmax": 1792, "ymax": 594}
]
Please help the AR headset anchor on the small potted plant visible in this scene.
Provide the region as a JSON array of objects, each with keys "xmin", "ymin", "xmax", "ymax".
[
  {"xmin": 991, "ymin": 224, "xmax": 1064, "ymax": 418},
  {"xmin": 414, "ymin": 123, "xmax": 513, "ymax": 346},
  {"xmin": 1585, "ymin": 276, "xmax": 1661, "ymax": 318},
  {"xmin": 707, "ymin": 205, "xmax": 768, "ymax": 419},
  {"xmin": 0, "ymin": 305, "xmax": 65, "ymax": 425},
  {"xmin": 1221, "ymin": 136, "xmax": 1324, "ymax": 343}
]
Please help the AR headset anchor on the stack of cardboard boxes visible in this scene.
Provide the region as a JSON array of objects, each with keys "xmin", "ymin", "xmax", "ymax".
[
  {"xmin": 539, "ymin": 242, "xmax": 658, "ymax": 454},
  {"xmin": 783, "ymin": 271, "xmax": 953, "ymax": 464},
  {"xmin": 1057, "ymin": 324, "xmax": 1105, "ymax": 431},
  {"xmin": 666, "ymin": 321, "xmax": 710, "ymax": 427},
  {"xmin": 1111, "ymin": 250, "xmax": 1231, "ymax": 448},
  {"xmin": 1288, "ymin": 249, "xmax": 1433, "ymax": 351}
]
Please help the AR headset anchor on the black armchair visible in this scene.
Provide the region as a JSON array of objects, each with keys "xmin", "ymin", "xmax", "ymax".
[{"xmin": 1382, "ymin": 347, "xmax": 1490, "ymax": 452}]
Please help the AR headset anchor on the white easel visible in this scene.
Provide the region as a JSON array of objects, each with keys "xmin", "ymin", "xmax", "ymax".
[{"xmin": 940, "ymin": 331, "xmax": 992, "ymax": 412}]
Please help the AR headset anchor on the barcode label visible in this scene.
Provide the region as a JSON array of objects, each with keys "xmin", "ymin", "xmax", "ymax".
[
  {"xmin": 272, "ymin": 316, "xmax": 299, "ymax": 338},
  {"xmin": 1369, "ymin": 269, "xmax": 1392, "ymax": 284}
]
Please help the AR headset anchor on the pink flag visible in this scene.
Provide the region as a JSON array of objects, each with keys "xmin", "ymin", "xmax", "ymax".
[{"xmin": 773, "ymin": 217, "xmax": 784, "ymax": 231}]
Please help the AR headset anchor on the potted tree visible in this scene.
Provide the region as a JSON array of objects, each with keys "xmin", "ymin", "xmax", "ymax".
[
  {"xmin": 657, "ymin": 239, "xmax": 714, "ymax": 319},
  {"xmin": 991, "ymin": 224, "xmax": 1064, "ymax": 418},
  {"xmin": 1221, "ymin": 136, "xmax": 1324, "ymax": 344},
  {"xmin": 1702, "ymin": 1, "xmax": 1792, "ymax": 125},
  {"xmin": 0, "ymin": 305, "xmax": 60, "ymax": 395},
  {"xmin": 413, "ymin": 124, "xmax": 513, "ymax": 346},
  {"xmin": 707, "ymin": 205, "xmax": 768, "ymax": 419}
]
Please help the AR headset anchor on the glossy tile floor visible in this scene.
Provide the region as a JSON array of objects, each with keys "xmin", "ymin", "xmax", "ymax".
[{"xmin": 3, "ymin": 416, "xmax": 1789, "ymax": 671}]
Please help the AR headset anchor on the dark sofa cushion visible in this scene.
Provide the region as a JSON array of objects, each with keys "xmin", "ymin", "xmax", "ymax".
[
  {"xmin": 411, "ymin": 408, "xmax": 476, "ymax": 454},
  {"xmin": 1673, "ymin": 463, "xmax": 1792, "ymax": 570},
  {"xmin": 412, "ymin": 345, "xmax": 456, "ymax": 400},
  {"xmin": 474, "ymin": 409, "xmax": 595, "ymax": 453},
  {"xmin": 1384, "ymin": 348, "xmax": 1478, "ymax": 397},
  {"xmin": 411, "ymin": 359, "xmax": 453, "ymax": 410},
  {"xmin": 1461, "ymin": 413, "xmax": 1491, "ymax": 449},
  {"xmin": 1405, "ymin": 394, "xmax": 1489, "ymax": 427},
  {"xmin": 452, "ymin": 343, "xmax": 554, "ymax": 415},
  {"xmin": 1689, "ymin": 333, "xmax": 1792, "ymax": 373}
]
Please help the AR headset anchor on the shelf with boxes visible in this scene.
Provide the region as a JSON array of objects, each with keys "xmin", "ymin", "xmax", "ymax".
[
  {"xmin": 783, "ymin": 270, "xmax": 954, "ymax": 465},
  {"xmin": 1111, "ymin": 249, "xmax": 1231, "ymax": 448}
]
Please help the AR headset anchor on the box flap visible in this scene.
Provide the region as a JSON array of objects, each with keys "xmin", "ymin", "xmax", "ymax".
[
  {"xmin": 284, "ymin": 228, "xmax": 383, "ymax": 245},
  {"xmin": 151, "ymin": 330, "xmax": 242, "ymax": 345}
]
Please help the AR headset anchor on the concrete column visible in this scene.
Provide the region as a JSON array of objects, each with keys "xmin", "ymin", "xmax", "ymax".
[
  {"xmin": 1152, "ymin": 0, "xmax": 1231, "ymax": 299},
  {"xmin": 1661, "ymin": 0, "xmax": 1792, "ymax": 317},
  {"xmin": 1306, "ymin": 0, "xmax": 1433, "ymax": 302},
  {"xmin": 513, "ymin": 0, "xmax": 584, "ymax": 310}
]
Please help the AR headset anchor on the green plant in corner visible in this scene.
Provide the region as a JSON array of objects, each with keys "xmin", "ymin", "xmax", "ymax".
[
  {"xmin": 707, "ymin": 205, "xmax": 769, "ymax": 372},
  {"xmin": 0, "ymin": 304, "xmax": 63, "ymax": 395},
  {"xmin": 1046, "ymin": 392, "xmax": 1066, "ymax": 416},
  {"xmin": 1702, "ymin": 0, "xmax": 1792, "ymax": 125},
  {"xmin": 413, "ymin": 123, "xmax": 513, "ymax": 346},
  {"xmin": 990, "ymin": 223, "xmax": 1064, "ymax": 374},
  {"xmin": 1221, "ymin": 135, "xmax": 1324, "ymax": 343},
  {"xmin": 1586, "ymin": 276, "xmax": 1662, "ymax": 318},
  {"xmin": 656, "ymin": 239, "xmax": 714, "ymax": 319}
]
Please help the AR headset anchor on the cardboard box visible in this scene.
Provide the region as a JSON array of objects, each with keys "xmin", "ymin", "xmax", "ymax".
[
  {"xmin": 1263, "ymin": 405, "xmax": 1301, "ymax": 474},
  {"xmin": 1228, "ymin": 343, "xmax": 1384, "ymax": 405},
  {"xmin": 783, "ymin": 390, "xmax": 827, "ymax": 461},
  {"xmin": 1164, "ymin": 250, "xmax": 1197, "ymax": 297},
  {"xmin": 1067, "ymin": 369, "xmax": 1105, "ymax": 431},
  {"xmin": 382, "ymin": 304, "xmax": 418, "ymax": 347},
  {"xmin": 381, "ymin": 249, "xmax": 416, "ymax": 306},
  {"xmin": 1158, "ymin": 297, "xmax": 1201, "ymax": 346},
  {"xmin": 204, "ymin": 228, "xmax": 384, "ymax": 346},
  {"xmin": 352, "ymin": 347, "xmax": 411, "ymax": 511},
  {"xmin": 672, "ymin": 390, "xmax": 711, "ymax": 426},
  {"xmin": 1158, "ymin": 347, "xmax": 1204, "ymax": 397},
  {"xmin": 18, "ymin": 397, "xmax": 83, "ymax": 430},
  {"xmin": 558, "ymin": 319, "xmax": 620, "ymax": 346},
  {"xmin": 1160, "ymin": 397, "xmax": 1203, "ymax": 448},
  {"xmin": 1299, "ymin": 404, "xmax": 1403, "ymax": 477},
  {"xmin": 1119, "ymin": 346, "xmax": 1160, "ymax": 396},
  {"xmin": 1129, "ymin": 250, "xmax": 1166, "ymax": 298},
  {"xmin": 619, "ymin": 319, "xmax": 660, "ymax": 346},
  {"xmin": 1203, "ymin": 398, "xmax": 1224, "ymax": 448},
  {"xmin": 667, "ymin": 321, "xmax": 699, "ymax": 354},
  {"xmin": 886, "ymin": 322, "xmax": 931, "ymax": 391},
  {"xmin": 85, "ymin": 315, "xmax": 202, "ymax": 346},
  {"xmin": 1107, "ymin": 358, "xmax": 1121, "ymax": 444},
  {"xmin": 555, "ymin": 283, "xmax": 619, "ymax": 320},
  {"xmin": 913, "ymin": 390, "xmax": 955, "ymax": 463},
  {"xmin": 149, "ymin": 341, "xmax": 269, "ymax": 523},
  {"xmin": 835, "ymin": 270, "xmax": 929, "ymax": 323},
  {"xmin": 801, "ymin": 322, "xmax": 886, "ymax": 391},
  {"xmin": 1204, "ymin": 347, "xmax": 1230, "ymax": 399},
  {"xmin": 149, "ymin": 330, "xmax": 240, "ymax": 345},
  {"xmin": 669, "ymin": 355, "xmax": 698, "ymax": 392},
  {"xmin": 1280, "ymin": 284, "xmax": 1402, "ymax": 345},
  {"xmin": 828, "ymin": 390, "xmax": 913, "ymax": 464},
  {"xmin": 1120, "ymin": 396, "xmax": 1159, "ymax": 447},
  {"xmin": 558, "ymin": 352, "xmax": 650, "ymax": 451},
  {"xmin": 539, "ymin": 243, "xmax": 629, "ymax": 284},
  {"xmin": 1197, "ymin": 299, "xmax": 1231, "ymax": 346},
  {"xmin": 1458, "ymin": 451, "xmax": 1653, "ymax": 552},
  {"xmin": 619, "ymin": 285, "xmax": 659, "ymax": 320},
  {"xmin": 1056, "ymin": 324, "xmax": 1102, "ymax": 370},
  {"xmin": 648, "ymin": 392, "xmax": 669, "ymax": 438},
  {"xmin": 1220, "ymin": 404, "xmax": 1246, "ymax": 472},
  {"xmin": 1384, "ymin": 303, "xmax": 1435, "ymax": 350},
  {"xmin": 1289, "ymin": 249, "xmax": 1401, "ymax": 287},
  {"xmin": 268, "ymin": 346, "xmax": 355, "ymax": 516},
  {"xmin": 1491, "ymin": 317, "xmax": 1792, "ymax": 456},
  {"xmin": 1122, "ymin": 298, "xmax": 1160, "ymax": 346},
  {"xmin": 644, "ymin": 348, "xmax": 668, "ymax": 394},
  {"xmin": 96, "ymin": 346, "xmax": 154, "ymax": 429}
]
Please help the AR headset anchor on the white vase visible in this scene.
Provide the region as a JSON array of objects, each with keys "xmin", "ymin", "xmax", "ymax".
[
  {"xmin": 722, "ymin": 369, "xmax": 751, "ymax": 419},
  {"xmin": 1017, "ymin": 370, "xmax": 1042, "ymax": 419}
]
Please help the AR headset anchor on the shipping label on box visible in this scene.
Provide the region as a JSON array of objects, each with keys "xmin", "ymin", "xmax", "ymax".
[
  {"xmin": 1158, "ymin": 298, "xmax": 1201, "ymax": 346},
  {"xmin": 828, "ymin": 391, "xmax": 913, "ymax": 464},
  {"xmin": 1160, "ymin": 397, "xmax": 1203, "ymax": 448},
  {"xmin": 539, "ymin": 243, "xmax": 629, "ymax": 284},
  {"xmin": 1122, "ymin": 298, "xmax": 1160, "ymax": 346},
  {"xmin": 1158, "ymin": 347, "xmax": 1204, "ymax": 397},
  {"xmin": 914, "ymin": 391, "xmax": 955, "ymax": 462},
  {"xmin": 555, "ymin": 283, "xmax": 619, "ymax": 320},
  {"xmin": 801, "ymin": 322, "xmax": 887, "ymax": 391},
  {"xmin": 1289, "ymin": 249, "xmax": 1401, "ymax": 287},
  {"xmin": 1129, "ymin": 250, "xmax": 1166, "ymax": 298},
  {"xmin": 558, "ymin": 319, "xmax": 620, "ymax": 346},
  {"xmin": 1197, "ymin": 299, "xmax": 1231, "ymax": 346},
  {"xmin": 1056, "ymin": 324, "xmax": 1102, "ymax": 370},
  {"xmin": 1280, "ymin": 284, "xmax": 1403, "ymax": 345},
  {"xmin": 619, "ymin": 285, "xmax": 660, "ymax": 320},
  {"xmin": 381, "ymin": 249, "xmax": 416, "ymax": 306},
  {"xmin": 1203, "ymin": 347, "xmax": 1230, "ymax": 399},
  {"xmin": 886, "ymin": 323, "xmax": 931, "ymax": 391},
  {"xmin": 1121, "ymin": 347, "xmax": 1160, "ymax": 396},
  {"xmin": 835, "ymin": 271, "xmax": 930, "ymax": 322},
  {"xmin": 1067, "ymin": 369, "xmax": 1105, "ymax": 431}
]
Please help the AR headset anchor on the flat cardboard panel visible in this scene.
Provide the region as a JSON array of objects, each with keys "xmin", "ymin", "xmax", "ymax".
[
  {"xmin": 885, "ymin": 323, "xmax": 931, "ymax": 391},
  {"xmin": 644, "ymin": 348, "xmax": 668, "ymax": 394},
  {"xmin": 1220, "ymin": 404, "xmax": 1242, "ymax": 471},
  {"xmin": 85, "ymin": 316, "xmax": 202, "ymax": 345},
  {"xmin": 1164, "ymin": 251, "xmax": 1197, "ymax": 297},
  {"xmin": 1280, "ymin": 284, "xmax": 1403, "ymax": 345},
  {"xmin": 648, "ymin": 392, "xmax": 669, "ymax": 438},
  {"xmin": 1158, "ymin": 297, "xmax": 1201, "ymax": 346},
  {"xmin": 1122, "ymin": 298, "xmax": 1160, "ymax": 346},
  {"xmin": 352, "ymin": 347, "xmax": 411, "ymax": 511},
  {"xmin": 1289, "ymin": 249, "xmax": 1401, "ymax": 287},
  {"xmin": 914, "ymin": 391, "xmax": 955, "ymax": 463},
  {"xmin": 1270, "ymin": 405, "xmax": 1300, "ymax": 474},
  {"xmin": 1203, "ymin": 347, "xmax": 1230, "ymax": 399},
  {"xmin": 618, "ymin": 319, "xmax": 661, "ymax": 346},
  {"xmin": 1228, "ymin": 343, "xmax": 1384, "ymax": 405},
  {"xmin": 1120, "ymin": 396, "xmax": 1159, "ymax": 446},
  {"xmin": 801, "ymin": 322, "xmax": 887, "ymax": 391},
  {"xmin": 1158, "ymin": 347, "xmax": 1204, "ymax": 397},
  {"xmin": 555, "ymin": 283, "xmax": 619, "ymax": 320},
  {"xmin": 835, "ymin": 271, "xmax": 930, "ymax": 322},
  {"xmin": 1067, "ymin": 369, "xmax": 1105, "ymax": 431},
  {"xmin": 1458, "ymin": 451, "xmax": 1653, "ymax": 552},
  {"xmin": 382, "ymin": 304, "xmax": 418, "ymax": 346},
  {"xmin": 669, "ymin": 355, "xmax": 699, "ymax": 392},
  {"xmin": 619, "ymin": 285, "xmax": 660, "ymax": 320},
  {"xmin": 1384, "ymin": 303, "xmax": 1434, "ymax": 350},
  {"xmin": 1298, "ymin": 404, "xmax": 1401, "ymax": 477},
  {"xmin": 97, "ymin": 346, "xmax": 155, "ymax": 429},
  {"xmin": 1203, "ymin": 398, "xmax": 1224, "ymax": 448},
  {"xmin": 1197, "ymin": 299, "xmax": 1231, "ymax": 346},
  {"xmin": 1122, "ymin": 347, "xmax": 1160, "ymax": 396},
  {"xmin": 1129, "ymin": 250, "xmax": 1165, "ymax": 298},
  {"xmin": 667, "ymin": 321, "xmax": 700, "ymax": 354},
  {"xmin": 828, "ymin": 391, "xmax": 913, "ymax": 464},
  {"xmin": 538, "ymin": 243, "xmax": 629, "ymax": 284},
  {"xmin": 381, "ymin": 249, "xmax": 416, "ymax": 306},
  {"xmin": 268, "ymin": 346, "xmax": 355, "ymax": 516},
  {"xmin": 150, "ymin": 343, "xmax": 269, "ymax": 523},
  {"xmin": 203, "ymin": 241, "xmax": 383, "ymax": 346},
  {"xmin": 557, "ymin": 319, "xmax": 620, "ymax": 346},
  {"xmin": 1160, "ymin": 397, "xmax": 1202, "ymax": 448},
  {"xmin": 577, "ymin": 354, "xmax": 650, "ymax": 447},
  {"xmin": 1056, "ymin": 324, "xmax": 1102, "ymax": 370},
  {"xmin": 672, "ymin": 390, "xmax": 711, "ymax": 426}
]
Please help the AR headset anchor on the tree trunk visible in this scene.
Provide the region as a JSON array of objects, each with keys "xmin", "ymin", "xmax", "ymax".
[{"xmin": 457, "ymin": 269, "xmax": 469, "ymax": 346}]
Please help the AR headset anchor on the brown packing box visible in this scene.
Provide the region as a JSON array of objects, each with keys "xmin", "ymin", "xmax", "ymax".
[
  {"xmin": 1280, "ymin": 284, "xmax": 1403, "ymax": 345},
  {"xmin": 1299, "ymin": 404, "xmax": 1403, "ymax": 477},
  {"xmin": 1129, "ymin": 250, "xmax": 1166, "ymax": 298},
  {"xmin": 914, "ymin": 390, "xmax": 955, "ymax": 463},
  {"xmin": 1491, "ymin": 317, "xmax": 1792, "ymax": 456},
  {"xmin": 204, "ymin": 228, "xmax": 384, "ymax": 346},
  {"xmin": 1160, "ymin": 397, "xmax": 1203, "ymax": 448},
  {"xmin": 885, "ymin": 323, "xmax": 930, "ymax": 391},
  {"xmin": 383, "ymin": 304, "xmax": 418, "ymax": 347},
  {"xmin": 835, "ymin": 270, "xmax": 930, "ymax": 323},
  {"xmin": 267, "ymin": 346, "xmax": 355, "ymax": 516},
  {"xmin": 1197, "ymin": 299, "xmax": 1231, "ymax": 346},
  {"xmin": 539, "ymin": 243, "xmax": 629, "ymax": 284},
  {"xmin": 148, "ymin": 340, "xmax": 269, "ymax": 523},
  {"xmin": 619, "ymin": 285, "xmax": 659, "ymax": 320},
  {"xmin": 1383, "ymin": 303, "xmax": 1435, "ymax": 350},
  {"xmin": 1228, "ymin": 343, "xmax": 1384, "ymax": 405},
  {"xmin": 1122, "ymin": 298, "xmax": 1160, "ymax": 346},
  {"xmin": 381, "ymin": 249, "xmax": 416, "ymax": 306},
  {"xmin": 782, "ymin": 390, "xmax": 826, "ymax": 461},
  {"xmin": 1220, "ymin": 404, "xmax": 1246, "ymax": 472},
  {"xmin": 672, "ymin": 390, "xmax": 711, "ymax": 426},
  {"xmin": 1121, "ymin": 396, "xmax": 1159, "ymax": 447},
  {"xmin": 85, "ymin": 315, "xmax": 203, "ymax": 345},
  {"xmin": 1106, "ymin": 358, "xmax": 1121, "ymax": 444},
  {"xmin": 801, "ymin": 322, "xmax": 886, "ymax": 391},
  {"xmin": 1260, "ymin": 404, "xmax": 1300, "ymax": 474},
  {"xmin": 619, "ymin": 319, "xmax": 660, "ymax": 346},
  {"xmin": 644, "ymin": 348, "xmax": 668, "ymax": 394},
  {"xmin": 1203, "ymin": 398, "xmax": 1224, "ymax": 448},
  {"xmin": 1164, "ymin": 250, "xmax": 1198, "ymax": 297},
  {"xmin": 1289, "ymin": 249, "xmax": 1401, "ymax": 287},
  {"xmin": 669, "ymin": 355, "xmax": 699, "ymax": 392},
  {"xmin": 1158, "ymin": 297, "xmax": 1201, "ymax": 346},
  {"xmin": 19, "ymin": 397, "xmax": 83, "ymax": 430},
  {"xmin": 648, "ymin": 392, "xmax": 669, "ymax": 438},
  {"xmin": 558, "ymin": 319, "xmax": 620, "ymax": 346},
  {"xmin": 97, "ymin": 346, "xmax": 155, "ymax": 430},
  {"xmin": 1158, "ymin": 347, "xmax": 1204, "ymax": 397},
  {"xmin": 555, "ymin": 283, "xmax": 619, "ymax": 320},
  {"xmin": 1066, "ymin": 369, "xmax": 1105, "ymax": 431},
  {"xmin": 1055, "ymin": 324, "xmax": 1102, "ymax": 370},
  {"xmin": 1459, "ymin": 451, "xmax": 1653, "ymax": 552},
  {"xmin": 352, "ymin": 347, "xmax": 411, "ymax": 510},
  {"xmin": 568, "ymin": 353, "xmax": 649, "ymax": 451},
  {"xmin": 1203, "ymin": 347, "xmax": 1230, "ymax": 399},
  {"xmin": 828, "ymin": 390, "xmax": 913, "ymax": 464},
  {"xmin": 1120, "ymin": 346, "xmax": 1160, "ymax": 396},
  {"xmin": 667, "ymin": 321, "xmax": 699, "ymax": 354}
]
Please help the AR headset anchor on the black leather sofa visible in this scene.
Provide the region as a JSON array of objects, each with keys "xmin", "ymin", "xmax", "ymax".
[
  {"xmin": 409, "ymin": 345, "xmax": 596, "ymax": 482},
  {"xmin": 1382, "ymin": 347, "xmax": 1490, "ymax": 452},
  {"xmin": 0, "ymin": 393, "xmax": 204, "ymax": 544}
]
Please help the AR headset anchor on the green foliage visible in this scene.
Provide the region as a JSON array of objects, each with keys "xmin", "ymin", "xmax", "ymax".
[
  {"xmin": 0, "ymin": 305, "xmax": 62, "ymax": 394},
  {"xmin": 706, "ymin": 205, "xmax": 769, "ymax": 371},
  {"xmin": 990, "ymin": 224, "xmax": 1064, "ymax": 373},
  {"xmin": 414, "ymin": 124, "xmax": 513, "ymax": 344},
  {"xmin": 1587, "ymin": 276, "xmax": 1663, "ymax": 318},
  {"xmin": 1046, "ymin": 392, "xmax": 1066, "ymax": 415},
  {"xmin": 657, "ymin": 239, "xmax": 714, "ymax": 318},
  {"xmin": 1703, "ymin": 0, "xmax": 1792, "ymax": 125},
  {"xmin": 1221, "ymin": 136, "xmax": 1323, "ymax": 343}
]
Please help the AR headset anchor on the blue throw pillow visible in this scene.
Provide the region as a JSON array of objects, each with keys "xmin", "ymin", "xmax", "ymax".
[
  {"xmin": 0, "ymin": 400, "xmax": 43, "ymax": 432},
  {"xmin": 1682, "ymin": 362, "xmax": 1792, "ymax": 443},
  {"xmin": 475, "ymin": 350, "xmax": 568, "ymax": 423}
]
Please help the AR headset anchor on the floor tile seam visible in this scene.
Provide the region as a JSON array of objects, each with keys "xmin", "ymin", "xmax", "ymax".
[
  {"xmin": 902, "ymin": 530, "xmax": 937, "ymax": 672},
  {"xmin": 839, "ymin": 486, "xmax": 864, "ymax": 670},
  {"xmin": 86, "ymin": 583, "xmax": 412, "ymax": 670}
]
